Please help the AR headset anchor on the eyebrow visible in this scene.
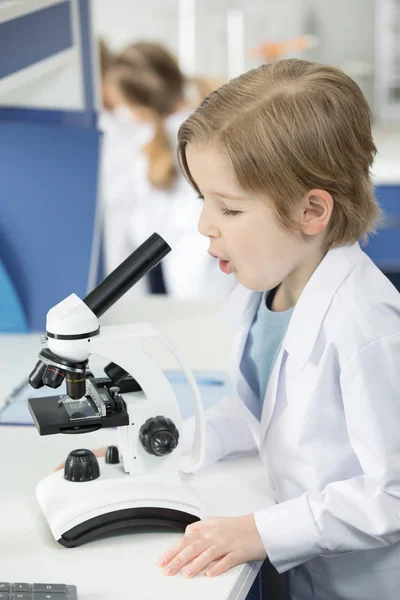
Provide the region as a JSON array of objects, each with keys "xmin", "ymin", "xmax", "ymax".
[{"xmin": 207, "ymin": 191, "xmax": 248, "ymax": 201}]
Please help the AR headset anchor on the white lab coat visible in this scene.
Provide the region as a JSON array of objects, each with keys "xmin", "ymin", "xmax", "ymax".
[
  {"xmin": 185, "ymin": 243, "xmax": 400, "ymax": 600},
  {"xmin": 101, "ymin": 109, "xmax": 235, "ymax": 298}
]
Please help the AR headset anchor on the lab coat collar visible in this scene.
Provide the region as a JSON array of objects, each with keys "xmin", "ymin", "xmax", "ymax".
[
  {"xmin": 225, "ymin": 242, "xmax": 363, "ymax": 369},
  {"xmin": 284, "ymin": 243, "xmax": 362, "ymax": 369}
]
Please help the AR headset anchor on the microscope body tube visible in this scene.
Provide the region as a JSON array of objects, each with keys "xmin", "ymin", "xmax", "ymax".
[{"xmin": 83, "ymin": 233, "xmax": 171, "ymax": 318}]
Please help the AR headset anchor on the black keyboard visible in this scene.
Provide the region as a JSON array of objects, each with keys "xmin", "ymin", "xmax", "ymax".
[{"xmin": 0, "ymin": 583, "xmax": 77, "ymax": 599}]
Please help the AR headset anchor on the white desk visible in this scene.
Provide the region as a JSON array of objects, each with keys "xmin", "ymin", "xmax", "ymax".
[{"xmin": 0, "ymin": 298, "xmax": 274, "ymax": 600}]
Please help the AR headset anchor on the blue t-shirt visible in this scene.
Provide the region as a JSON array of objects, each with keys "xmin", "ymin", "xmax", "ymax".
[{"xmin": 240, "ymin": 290, "xmax": 294, "ymax": 415}]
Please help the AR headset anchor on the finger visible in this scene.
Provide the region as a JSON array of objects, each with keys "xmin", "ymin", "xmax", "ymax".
[
  {"xmin": 205, "ymin": 552, "xmax": 239, "ymax": 577},
  {"xmin": 157, "ymin": 520, "xmax": 208, "ymax": 568},
  {"xmin": 203, "ymin": 559, "xmax": 219, "ymax": 571},
  {"xmin": 93, "ymin": 446, "xmax": 107, "ymax": 457},
  {"xmin": 185, "ymin": 519, "xmax": 204, "ymax": 535},
  {"xmin": 157, "ymin": 535, "xmax": 193, "ymax": 568},
  {"xmin": 53, "ymin": 462, "xmax": 64, "ymax": 472},
  {"xmin": 162, "ymin": 539, "xmax": 212, "ymax": 575},
  {"xmin": 181, "ymin": 545, "xmax": 224, "ymax": 578}
]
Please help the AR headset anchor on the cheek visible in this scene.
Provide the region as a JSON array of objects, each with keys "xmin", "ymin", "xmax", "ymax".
[
  {"xmin": 232, "ymin": 222, "xmax": 297, "ymax": 288},
  {"xmin": 234, "ymin": 220, "xmax": 271, "ymax": 258}
]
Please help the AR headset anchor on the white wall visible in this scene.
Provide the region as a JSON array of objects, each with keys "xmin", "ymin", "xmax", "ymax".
[
  {"xmin": 0, "ymin": 50, "xmax": 85, "ymax": 109},
  {"xmin": 93, "ymin": 0, "xmax": 376, "ymax": 107},
  {"xmin": 93, "ymin": 0, "xmax": 179, "ymax": 54},
  {"xmin": 0, "ymin": 0, "xmax": 85, "ymax": 111}
]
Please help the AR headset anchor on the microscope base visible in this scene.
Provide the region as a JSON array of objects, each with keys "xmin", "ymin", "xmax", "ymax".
[
  {"xmin": 59, "ymin": 505, "xmax": 199, "ymax": 548},
  {"xmin": 36, "ymin": 462, "xmax": 202, "ymax": 548}
]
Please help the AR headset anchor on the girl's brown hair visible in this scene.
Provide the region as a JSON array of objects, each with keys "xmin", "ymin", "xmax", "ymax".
[
  {"xmin": 107, "ymin": 42, "xmax": 186, "ymax": 190},
  {"xmin": 98, "ymin": 38, "xmax": 113, "ymax": 77},
  {"xmin": 178, "ymin": 59, "xmax": 380, "ymax": 249}
]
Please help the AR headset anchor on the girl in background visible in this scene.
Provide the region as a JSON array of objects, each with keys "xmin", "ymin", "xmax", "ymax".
[
  {"xmin": 98, "ymin": 39, "xmax": 149, "ymax": 295},
  {"xmin": 102, "ymin": 41, "xmax": 235, "ymax": 298}
]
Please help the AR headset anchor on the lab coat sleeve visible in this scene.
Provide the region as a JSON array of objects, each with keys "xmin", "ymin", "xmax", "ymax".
[
  {"xmin": 182, "ymin": 395, "xmax": 258, "ymax": 472},
  {"xmin": 254, "ymin": 333, "xmax": 400, "ymax": 573}
]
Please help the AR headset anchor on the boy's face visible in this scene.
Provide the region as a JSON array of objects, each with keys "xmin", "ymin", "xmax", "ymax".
[{"xmin": 186, "ymin": 143, "xmax": 314, "ymax": 292}]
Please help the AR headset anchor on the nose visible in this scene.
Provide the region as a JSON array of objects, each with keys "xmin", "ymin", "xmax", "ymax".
[{"xmin": 198, "ymin": 202, "xmax": 220, "ymax": 239}]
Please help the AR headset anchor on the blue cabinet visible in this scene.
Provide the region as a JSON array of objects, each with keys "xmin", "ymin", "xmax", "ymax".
[{"xmin": 363, "ymin": 185, "xmax": 400, "ymax": 290}]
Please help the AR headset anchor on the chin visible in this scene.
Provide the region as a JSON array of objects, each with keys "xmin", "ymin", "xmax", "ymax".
[{"xmin": 235, "ymin": 274, "xmax": 269, "ymax": 292}]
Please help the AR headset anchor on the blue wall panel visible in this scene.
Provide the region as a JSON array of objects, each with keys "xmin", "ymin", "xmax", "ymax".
[
  {"xmin": 0, "ymin": 2, "xmax": 72, "ymax": 78},
  {"xmin": 0, "ymin": 120, "xmax": 101, "ymax": 331},
  {"xmin": 363, "ymin": 186, "xmax": 400, "ymax": 272}
]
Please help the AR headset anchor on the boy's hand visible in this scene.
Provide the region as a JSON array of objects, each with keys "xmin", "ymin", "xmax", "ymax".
[
  {"xmin": 54, "ymin": 446, "xmax": 107, "ymax": 471},
  {"xmin": 157, "ymin": 514, "xmax": 266, "ymax": 578}
]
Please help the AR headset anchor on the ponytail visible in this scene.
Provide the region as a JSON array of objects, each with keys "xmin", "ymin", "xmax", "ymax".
[{"xmin": 142, "ymin": 118, "xmax": 177, "ymax": 190}]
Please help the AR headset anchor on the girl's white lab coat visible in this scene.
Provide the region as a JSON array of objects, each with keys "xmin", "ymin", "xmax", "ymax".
[
  {"xmin": 186, "ymin": 243, "xmax": 400, "ymax": 600},
  {"xmin": 101, "ymin": 110, "xmax": 235, "ymax": 299}
]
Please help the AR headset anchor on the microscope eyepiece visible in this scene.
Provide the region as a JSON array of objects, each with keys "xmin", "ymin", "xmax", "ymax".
[{"xmin": 83, "ymin": 233, "xmax": 171, "ymax": 318}]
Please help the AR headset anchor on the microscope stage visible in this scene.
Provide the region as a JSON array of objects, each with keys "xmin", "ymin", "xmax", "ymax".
[{"xmin": 28, "ymin": 394, "xmax": 129, "ymax": 435}]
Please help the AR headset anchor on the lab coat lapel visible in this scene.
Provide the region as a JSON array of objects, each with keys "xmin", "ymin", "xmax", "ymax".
[
  {"xmin": 259, "ymin": 345, "xmax": 286, "ymax": 440},
  {"xmin": 284, "ymin": 242, "xmax": 363, "ymax": 369}
]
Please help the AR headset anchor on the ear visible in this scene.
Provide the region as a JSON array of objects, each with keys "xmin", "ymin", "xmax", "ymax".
[{"xmin": 298, "ymin": 189, "xmax": 333, "ymax": 237}]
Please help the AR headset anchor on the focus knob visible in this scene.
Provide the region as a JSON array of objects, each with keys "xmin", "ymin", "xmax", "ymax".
[
  {"xmin": 139, "ymin": 416, "xmax": 179, "ymax": 457},
  {"xmin": 64, "ymin": 449, "xmax": 100, "ymax": 482},
  {"xmin": 105, "ymin": 445, "xmax": 120, "ymax": 464}
]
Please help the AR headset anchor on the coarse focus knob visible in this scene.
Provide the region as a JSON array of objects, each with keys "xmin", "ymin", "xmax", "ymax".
[
  {"xmin": 139, "ymin": 416, "xmax": 179, "ymax": 457},
  {"xmin": 64, "ymin": 449, "xmax": 100, "ymax": 482}
]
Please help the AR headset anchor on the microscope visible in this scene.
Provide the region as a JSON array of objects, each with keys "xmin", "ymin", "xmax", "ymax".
[{"xmin": 28, "ymin": 233, "xmax": 205, "ymax": 548}]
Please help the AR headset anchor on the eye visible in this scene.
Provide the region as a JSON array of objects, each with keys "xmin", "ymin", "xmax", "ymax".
[{"xmin": 222, "ymin": 207, "xmax": 242, "ymax": 216}]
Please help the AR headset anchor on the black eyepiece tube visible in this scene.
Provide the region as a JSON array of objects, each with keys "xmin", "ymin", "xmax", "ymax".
[{"xmin": 83, "ymin": 233, "xmax": 171, "ymax": 318}]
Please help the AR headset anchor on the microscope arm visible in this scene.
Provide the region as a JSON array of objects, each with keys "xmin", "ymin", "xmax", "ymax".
[{"xmin": 90, "ymin": 322, "xmax": 205, "ymax": 474}]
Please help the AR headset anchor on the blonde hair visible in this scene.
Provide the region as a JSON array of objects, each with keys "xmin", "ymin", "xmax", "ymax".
[
  {"xmin": 98, "ymin": 38, "xmax": 113, "ymax": 77},
  {"xmin": 107, "ymin": 42, "xmax": 186, "ymax": 190},
  {"xmin": 178, "ymin": 59, "xmax": 380, "ymax": 249}
]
